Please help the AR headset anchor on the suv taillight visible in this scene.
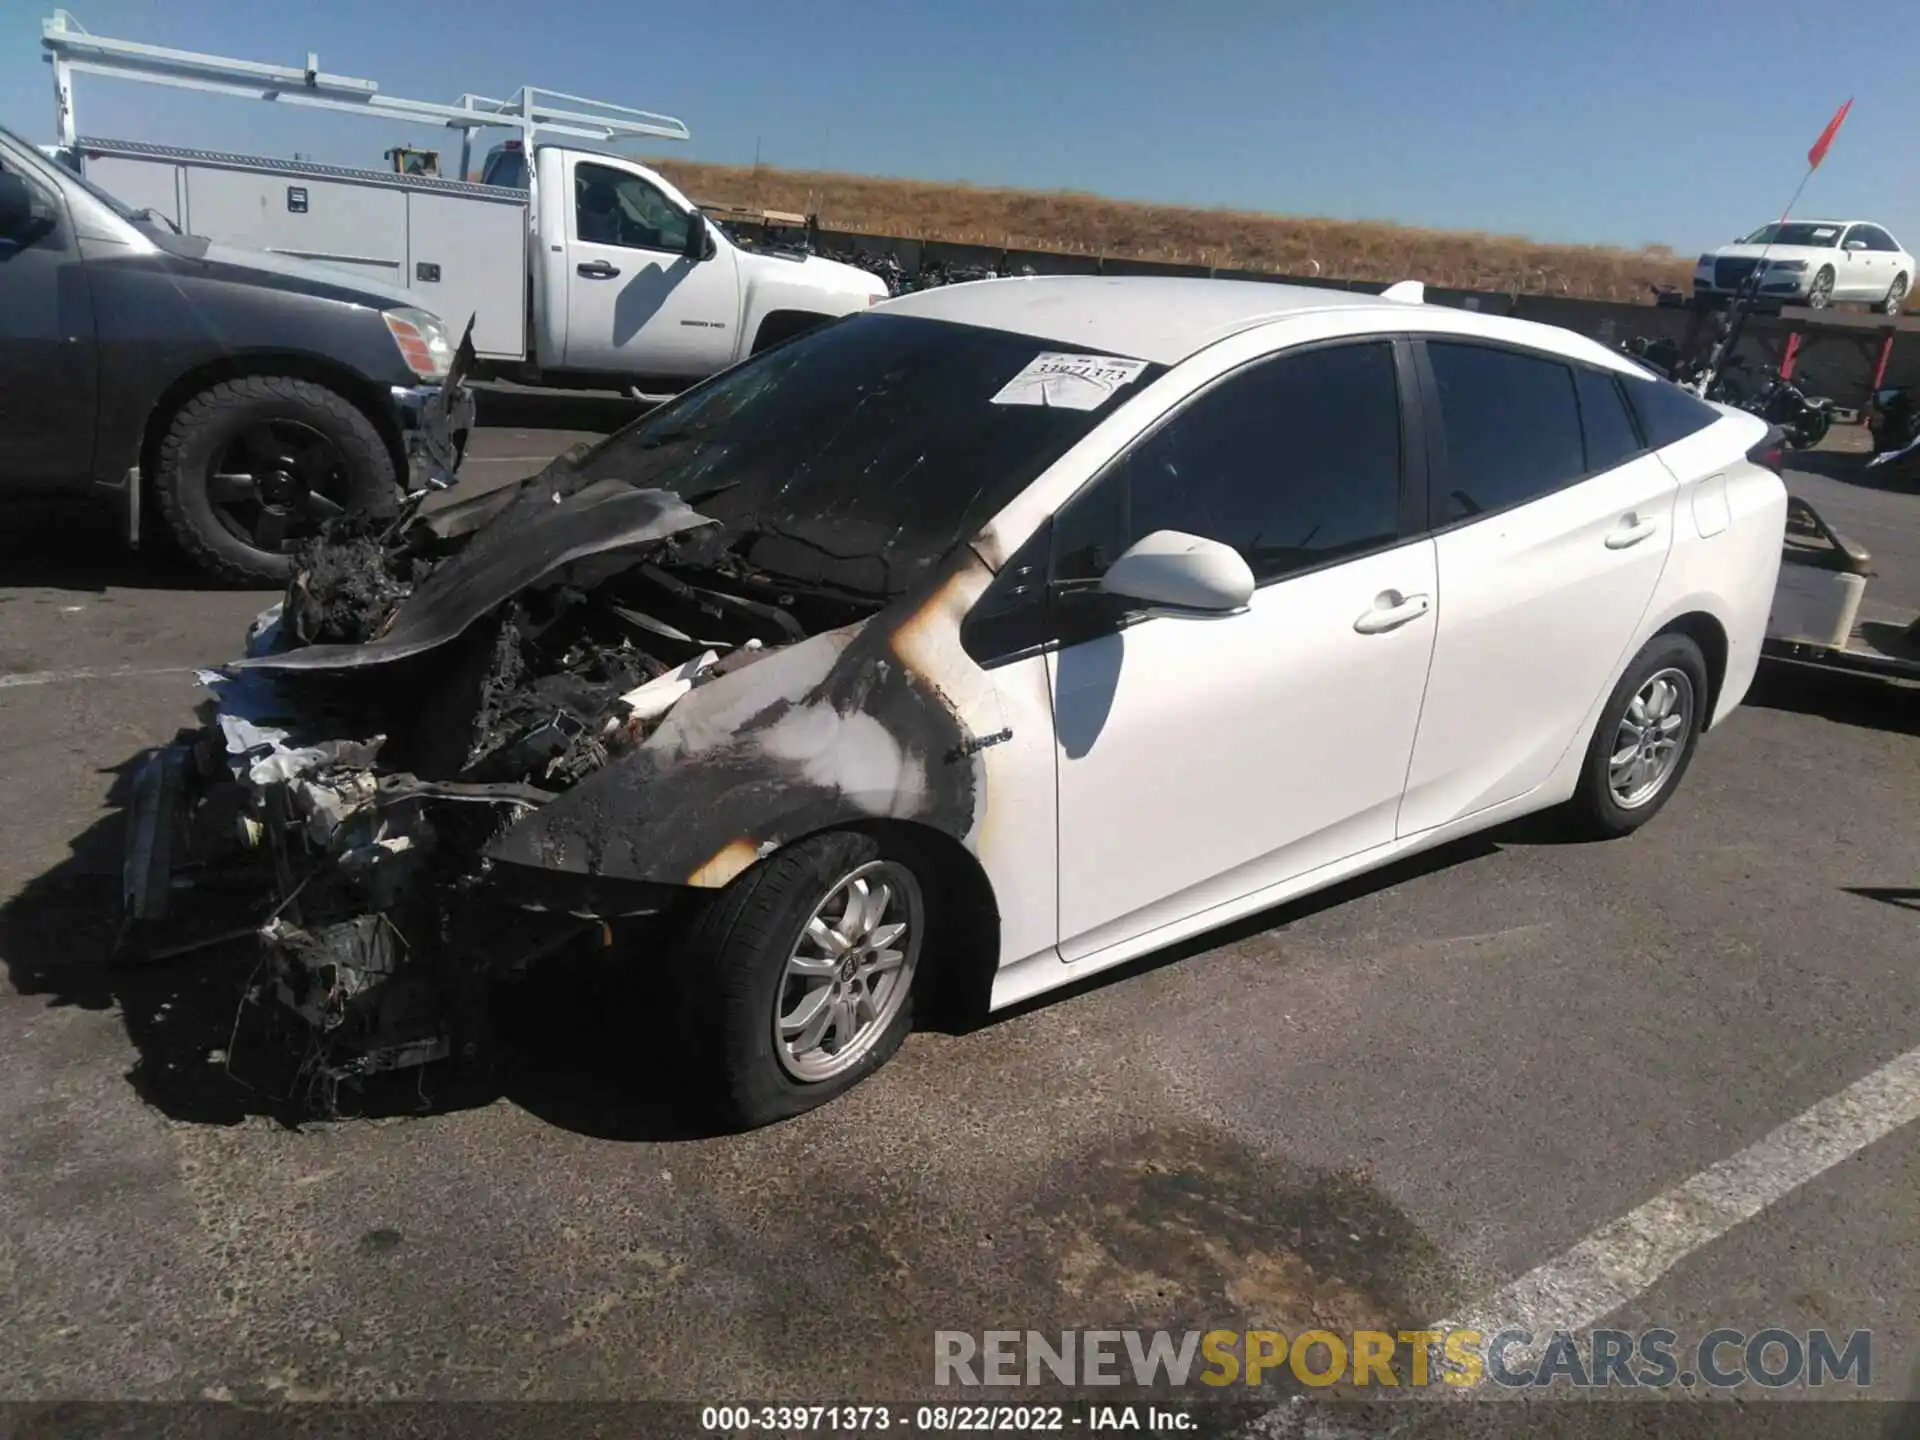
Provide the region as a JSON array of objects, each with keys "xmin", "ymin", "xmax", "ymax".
[{"xmin": 1746, "ymin": 427, "xmax": 1787, "ymax": 474}]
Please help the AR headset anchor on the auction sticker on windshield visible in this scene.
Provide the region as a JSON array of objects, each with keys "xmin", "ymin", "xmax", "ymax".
[{"xmin": 991, "ymin": 352, "xmax": 1150, "ymax": 411}]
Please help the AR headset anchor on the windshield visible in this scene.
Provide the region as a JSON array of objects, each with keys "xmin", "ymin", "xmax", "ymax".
[
  {"xmin": 1740, "ymin": 222, "xmax": 1843, "ymax": 248},
  {"xmin": 572, "ymin": 313, "xmax": 1167, "ymax": 599}
]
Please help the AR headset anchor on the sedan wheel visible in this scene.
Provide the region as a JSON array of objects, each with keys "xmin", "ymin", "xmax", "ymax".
[
  {"xmin": 1882, "ymin": 273, "xmax": 1910, "ymax": 316},
  {"xmin": 774, "ymin": 860, "xmax": 923, "ymax": 1083},
  {"xmin": 1570, "ymin": 631, "xmax": 1710, "ymax": 839},
  {"xmin": 677, "ymin": 830, "xmax": 933, "ymax": 1129},
  {"xmin": 1607, "ymin": 669, "xmax": 1694, "ymax": 810},
  {"xmin": 1807, "ymin": 267, "xmax": 1835, "ymax": 309}
]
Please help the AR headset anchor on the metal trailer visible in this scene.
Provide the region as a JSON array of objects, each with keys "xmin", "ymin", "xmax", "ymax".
[
  {"xmin": 76, "ymin": 137, "xmax": 533, "ymax": 362},
  {"xmin": 39, "ymin": 8, "xmax": 691, "ymax": 366}
]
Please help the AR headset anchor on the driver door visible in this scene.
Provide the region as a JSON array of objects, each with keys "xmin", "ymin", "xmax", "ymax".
[
  {"xmin": 1045, "ymin": 339, "xmax": 1439, "ymax": 965},
  {"xmin": 0, "ymin": 150, "xmax": 97, "ymax": 492},
  {"xmin": 560, "ymin": 155, "xmax": 741, "ymax": 379},
  {"xmin": 1836, "ymin": 226, "xmax": 1877, "ymax": 301}
]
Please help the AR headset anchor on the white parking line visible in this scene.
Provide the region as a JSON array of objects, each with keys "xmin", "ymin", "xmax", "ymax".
[
  {"xmin": 1432, "ymin": 1041, "xmax": 1920, "ymax": 1385},
  {"xmin": 1238, "ymin": 1043, "xmax": 1920, "ymax": 1427},
  {"xmin": 0, "ymin": 665, "xmax": 195, "ymax": 690}
]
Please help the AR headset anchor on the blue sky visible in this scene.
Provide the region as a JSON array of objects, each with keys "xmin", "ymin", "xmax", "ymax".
[{"xmin": 3, "ymin": 0, "xmax": 1913, "ymax": 255}]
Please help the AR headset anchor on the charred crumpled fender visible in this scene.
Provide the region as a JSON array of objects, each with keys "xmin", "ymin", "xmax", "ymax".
[{"xmin": 484, "ymin": 556, "xmax": 1001, "ymax": 893}]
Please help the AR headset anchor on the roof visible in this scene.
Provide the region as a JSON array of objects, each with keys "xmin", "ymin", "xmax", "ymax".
[{"xmin": 875, "ymin": 276, "xmax": 1388, "ymax": 364}]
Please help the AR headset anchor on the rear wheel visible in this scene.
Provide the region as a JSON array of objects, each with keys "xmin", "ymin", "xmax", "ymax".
[
  {"xmin": 1567, "ymin": 632, "xmax": 1710, "ymax": 839},
  {"xmin": 676, "ymin": 830, "xmax": 930, "ymax": 1128},
  {"xmin": 1880, "ymin": 272, "xmax": 1910, "ymax": 315},
  {"xmin": 153, "ymin": 376, "xmax": 399, "ymax": 588}
]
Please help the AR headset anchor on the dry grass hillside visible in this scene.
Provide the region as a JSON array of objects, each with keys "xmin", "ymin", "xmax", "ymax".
[{"xmin": 648, "ymin": 157, "xmax": 1702, "ymax": 301}]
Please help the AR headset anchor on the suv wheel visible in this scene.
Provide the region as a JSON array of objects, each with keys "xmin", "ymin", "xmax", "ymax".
[{"xmin": 154, "ymin": 376, "xmax": 399, "ymax": 587}]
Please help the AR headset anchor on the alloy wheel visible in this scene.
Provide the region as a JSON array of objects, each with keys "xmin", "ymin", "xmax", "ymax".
[
  {"xmin": 1807, "ymin": 269, "xmax": 1834, "ymax": 309},
  {"xmin": 1609, "ymin": 668, "xmax": 1695, "ymax": 809},
  {"xmin": 773, "ymin": 860, "xmax": 923, "ymax": 1083},
  {"xmin": 207, "ymin": 419, "xmax": 351, "ymax": 554}
]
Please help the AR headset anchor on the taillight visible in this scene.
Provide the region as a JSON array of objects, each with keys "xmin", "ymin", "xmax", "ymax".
[{"xmin": 1746, "ymin": 427, "xmax": 1787, "ymax": 474}]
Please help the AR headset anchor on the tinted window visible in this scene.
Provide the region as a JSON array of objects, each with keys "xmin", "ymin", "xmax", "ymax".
[
  {"xmin": 1052, "ymin": 342, "xmax": 1402, "ymax": 587},
  {"xmin": 574, "ymin": 314, "xmax": 1167, "ymax": 598},
  {"xmin": 1574, "ymin": 367, "xmax": 1643, "ymax": 473},
  {"xmin": 575, "ymin": 161, "xmax": 689, "ymax": 252},
  {"xmin": 1620, "ymin": 374, "xmax": 1719, "ymax": 450},
  {"xmin": 1427, "ymin": 342, "xmax": 1584, "ymax": 521},
  {"xmin": 1863, "ymin": 227, "xmax": 1900, "ymax": 253}
]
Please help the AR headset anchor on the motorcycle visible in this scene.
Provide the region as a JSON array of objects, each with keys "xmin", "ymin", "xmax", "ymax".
[
  {"xmin": 1867, "ymin": 385, "xmax": 1919, "ymax": 473},
  {"xmin": 1713, "ymin": 356, "xmax": 1834, "ymax": 450},
  {"xmin": 1617, "ymin": 337, "xmax": 1834, "ymax": 449}
]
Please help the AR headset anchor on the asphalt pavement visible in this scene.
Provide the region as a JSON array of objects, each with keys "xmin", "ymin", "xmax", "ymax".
[{"xmin": 1, "ymin": 412, "xmax": 1917, "ymax": 1413}]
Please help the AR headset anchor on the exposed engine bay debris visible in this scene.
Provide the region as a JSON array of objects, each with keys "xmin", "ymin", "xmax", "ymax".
[{"xmin": 123, "ymin": 447, "xmax": 900, "ymax": 1097}]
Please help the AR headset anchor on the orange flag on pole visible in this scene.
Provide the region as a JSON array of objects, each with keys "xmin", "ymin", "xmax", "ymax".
[{"xmin": 1807, "ymin": 98, "xmax": 1852, "ymax": 170}]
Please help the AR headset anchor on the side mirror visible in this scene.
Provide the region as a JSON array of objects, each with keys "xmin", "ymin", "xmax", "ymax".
[
  {"xmin": 1098, "ymin": 530, "xmax": 1254, "ymax": 614},
  {"xmin": 0, "ymin": 172, "xmax": 35, "ymax": 238},
  {"xmin": 683, "ymin": 208, "xmax": 710, "ymax": 261},
  {"xmin": 1844, "ymin": 239, "xmax": 1867, "ymax": 251}
]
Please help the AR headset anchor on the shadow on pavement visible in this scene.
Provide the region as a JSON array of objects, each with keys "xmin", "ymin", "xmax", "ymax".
[
  {"xmin": 0, "ymin": 503, "xmax": 247, "ymax": 594},
  {"xmin": 1746, "ymin": 660, "xmax": 1920, "ymax": 738},
  {"xmin": 0, "ymin": 753, "xmax": 726, "ymax": 1141}
]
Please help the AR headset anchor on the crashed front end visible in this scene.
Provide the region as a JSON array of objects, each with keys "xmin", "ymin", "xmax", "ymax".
[{"xmin": 120, "ymin": 454, "xmax": 899, "ymax": 1090}]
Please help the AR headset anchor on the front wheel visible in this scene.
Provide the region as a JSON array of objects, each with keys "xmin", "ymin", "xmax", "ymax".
[
  {"xmin": 676, "ymin": 830, "xmax": 931, "ymax": 1128},
  {"xmin": 1806, "ymin": 266, "xmax": 1835, "ymax": 310},
  {"xmin": 153, "ymin": 376, "xmax": 400, "ymax": 587},
  {"xmin": 1880, "ymin": 272, "xmax": 1910, "ymax": 316},
  {"xmin": 1566, "ymin": 632, "xmax": 1710, "ymax": 839}
]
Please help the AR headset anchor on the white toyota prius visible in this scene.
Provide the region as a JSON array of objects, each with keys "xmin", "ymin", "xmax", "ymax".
[{"xmin": 156, "ymin": 275, "xmax": 1791, "ymax": 1126}]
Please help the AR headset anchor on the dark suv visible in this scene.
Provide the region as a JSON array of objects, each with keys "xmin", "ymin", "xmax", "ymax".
[{"xmin": 0, "ymin": 123, "xmax": 473, "ymax": 585}]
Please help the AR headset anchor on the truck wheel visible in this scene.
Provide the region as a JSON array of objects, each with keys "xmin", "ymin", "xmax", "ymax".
[
  {"xmin": 153, "ymin": 376, "xmax": 399, "ymax": 588},
  {"xmin": 675, "ymin": 830, "xmax": 930, "ymax": 1129}
]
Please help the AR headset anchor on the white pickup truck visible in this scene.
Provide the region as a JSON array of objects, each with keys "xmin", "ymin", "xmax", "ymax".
[
  {"xmin": 79, "ymin": 136, "xmax": 889, "ymax": 393},
  {"xmin": 44, "ymin": 10, "xmax": 888, "ymax": 395}
]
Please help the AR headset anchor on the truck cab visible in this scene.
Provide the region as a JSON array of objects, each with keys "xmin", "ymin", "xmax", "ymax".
[{"xmin": 493, "ymin": 141, "xmax": 887, "ymax": 388}]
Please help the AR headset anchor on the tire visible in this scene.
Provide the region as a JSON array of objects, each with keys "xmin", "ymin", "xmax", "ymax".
[
  {"xmin": 675, "ymin": 829, "xmax": 932, "ymax": 1128},
  {"xmin": 1806, "ymin": 266, "xmax": 1835, "ymax": 310},
  {"xmin": 1880, "ymin": 272, "xmax": 1910, "ymax": 316},
  {"xmin": 1566, "ymin": 632, "xmax": 1710, "ymax": 840},
  {"xmin": 153, "ymin": 376, "xmax": 400, "ymax": 588}
]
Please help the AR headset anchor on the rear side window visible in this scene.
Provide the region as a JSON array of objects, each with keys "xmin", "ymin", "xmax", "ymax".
[
  {"xmin": 1574, "ymin": 367, "xmax": 1643, "ymax": 473},
  {"xmin": 1053, "ymin": 341, "xmax": 1403, "ymax": 587},
  {"xmin": 1621, "ymin": 375, "xmax": 1719, "ymax": 449},
  {"xmin": 1427, "ymin": 342, "xmax": 1585, "ymax": 521}
]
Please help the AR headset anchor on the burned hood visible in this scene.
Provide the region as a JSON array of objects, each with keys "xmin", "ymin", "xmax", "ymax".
[{"xmin": 235, "ymin": 477, "xmax": 717, "ymax": 672}]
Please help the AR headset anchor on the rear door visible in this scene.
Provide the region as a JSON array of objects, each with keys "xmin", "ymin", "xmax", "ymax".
[
  {"xmin": 1397, "ymin": 342, "xmax": 1677, "ymax": 837},
  {"xmin": 559, "ymin": 155, "xmax": 741, "ymax": 380},
  {"xmin": 0, "ymin": 148, "xmax": 96, "ymax": 492}
]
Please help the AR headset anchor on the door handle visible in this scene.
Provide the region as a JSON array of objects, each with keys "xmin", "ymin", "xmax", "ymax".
[
  {"xmin": 1606, "ymin": 513, "xmax": 1659, "ymax": 549},
  {"xmin": 1353, "ymin": 590, "xmax": 1431, "ymax": 634},
  {"xmin": 576, "ymin": 260, "xmax": 621, "ymax": 279}
]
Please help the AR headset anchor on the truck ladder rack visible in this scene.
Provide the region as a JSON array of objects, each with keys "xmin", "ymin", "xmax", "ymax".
[{"xmin": 41, "ymin": 8, "xmax": 690, "ymax": 177}]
